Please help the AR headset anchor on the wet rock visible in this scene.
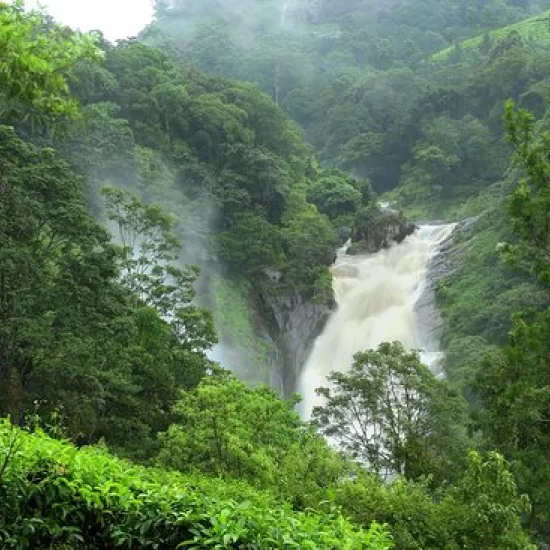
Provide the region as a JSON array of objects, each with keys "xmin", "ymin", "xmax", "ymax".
[
  {"xmin": 255, "ymin": 289, "xmax": 335, "ymax": 397},
  {"xmin": 349, "ymin": 206, "xmax": 417, "ymax": 255},
  {"xmin": 427, "ymin": 216, "xmax": 478, "ymax": 281},
  {"xmin": 414, "ymin": 217, "xmax": 479, "ymax": 350},
  {"xmin": 336, "ymin": 225, "xmax": 352, "ymax": 241}
]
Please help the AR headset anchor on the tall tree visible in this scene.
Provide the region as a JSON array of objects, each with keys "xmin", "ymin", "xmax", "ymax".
[
  {"xmin": 442, "ymin": 451, "xmax": 535, "ymax": 550},
  {"xmin": 474, "ymin": 100, "xmax": 550, "ymax": 540},
  {"xmin": 312, "ymin": 342, "xmax": 467, "ymax": 483},
  {"xmin": 0, "ymin": 1, "xmax": 99, "ymax": 124},
  {"xmin": 0, "ymin": 126, "xmax": 121, "ymax": 425},
  {"xmin": 503, "ymin": 99, "xmax": 550, "ymax": 284},
  {"xmin": 157, "ymin": 371, "xmax": 348, "ymax": 507},
  {"xmin": 103, "ymin": 187, "xmax": 216, "ymax": 356}
]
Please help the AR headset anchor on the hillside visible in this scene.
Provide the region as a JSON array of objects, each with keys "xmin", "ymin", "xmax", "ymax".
[
  {"xmin": 433, "ymin": 10, "xmax": 550, "ymax": 61},
  {"xmin": 0, "ymin": 421, "xmax": 389, "ymax": 548},
  {"xmin": 143, "ymin": 0, "xmax": 549, "ymax": 203},
  {"xmin": 64, "ymin": 39, "xmax": 377, "ymax": 394},
  {"xmin": 3, "ymin": 1, "xmax": 550, "ymax": 547},
  {"xmin": 141, "ymin": 2, "xmax": 550, "ymax": 543},
  {"xmin": 0, "ymin": 3, "xmax": 378, "ymax": 451}
]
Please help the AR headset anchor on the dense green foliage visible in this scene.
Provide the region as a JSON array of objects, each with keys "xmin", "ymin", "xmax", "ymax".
[
  {"xmin": 0, "ymin": 404, "xmax": 536, "ymax": 549},
  {"xmin": 143, "ymin": 0, "xmax": 549, "ymax": 215},
  {"xmin": 0, "ymin": 4, "xmax": 217, "ymax": 456},
  {"xmin": 0, "ymin": 1, "xmax": 99, "ymax": 123},
  {"xmin": 152, "ymin": 373, "xmax": 533, "ymax": 549},
  {"xmin": 4, "ymin": 415, "xmax": 534, "ymax": 549},
  {"xmin": 57, "ymin": 28, "xmax": 374, "ymax": 383},
  {"xmin": 2, "ymin": 0, "xmax": 549, "ymax": 547},
  {"xmin": 64, "ymin": 39, "xmax": 368, "ymax": 296},
  {"xmin": 433, "ymin": 10, "xmax": 550, "ymax": 61},
  {"xmin": 335, "ymin": 451, "xmax": 534, "ymax": 550},
  {"xmin": 0, "ymin": 421, "xmax": 391, "ymax": 549},
  {"xmin": 157, "ymin": 371, "xmax": 347, "ymax": 508},
  {"xmin": 0, "ymin": 122, "xmax": 218, "ymax": 455},
  {"xmin": 436, "ymin": 201, "xmax": 548, "ymax": 388},
  {"xmin": 424, "ymin": 88, "xmax": 550, "ymax": 546},
  {"xmin": 468, "ymin": 100, "xmax": 550, "ymax": 540}
]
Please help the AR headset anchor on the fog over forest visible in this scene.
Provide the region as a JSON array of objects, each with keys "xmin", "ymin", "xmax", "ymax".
[{"xmin": 3, "ymin": 0, "xmax": 550, "ymax": 547}]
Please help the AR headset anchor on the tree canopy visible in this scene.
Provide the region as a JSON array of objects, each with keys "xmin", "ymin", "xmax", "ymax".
[
  {"xmin": 0, "ymin": 0, "xmax": 546, "ymax": 546},
  {"xmin": 0, "ymin": 1, "xmax": 99, "ymax": 123},
  {"xmin": 312, "ymin": 342, "xmax": 467, "ymax": 483}
]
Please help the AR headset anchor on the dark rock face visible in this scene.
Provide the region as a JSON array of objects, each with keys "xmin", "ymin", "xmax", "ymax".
[
  {"xmin": 426, "ymin": 217, "xmax": 478, "ymax": 281},
  {"xmin": 255, "ymin": 290, "xmax": 335, "ymax": 397},
  {"xmin": 414, "ymin": 217, "xmax": 479, "ymax": 352},
  {"xmin": 349, "ymin": 207, "xmax": 417, "ymax": 255}
]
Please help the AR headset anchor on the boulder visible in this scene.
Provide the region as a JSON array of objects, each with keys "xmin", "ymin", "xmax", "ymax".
[{"xmin": 348, "ymin": 205, "xmax": 417, "ymax": 255}]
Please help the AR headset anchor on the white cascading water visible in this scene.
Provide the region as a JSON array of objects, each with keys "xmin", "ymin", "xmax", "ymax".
[{"xmin": 298, "ymin": 224, "xmax": 455, "ymax": 420}]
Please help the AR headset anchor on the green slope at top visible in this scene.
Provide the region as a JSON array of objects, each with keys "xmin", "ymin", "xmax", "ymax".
[
  {"xmin": 433, "ymin": 10, "xmax": 550, "ymax": 61},
  {"xmin": 142, "ymin": 0, "xmax": 550, "ymax": 196}
]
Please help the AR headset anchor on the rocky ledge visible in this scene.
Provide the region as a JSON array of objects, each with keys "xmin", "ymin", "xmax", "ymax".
[
  {"xmin": 414, "ymin": 217, "xmax": 479, "ymax": 353},
  {"xmin": 255, "ymin": 289, "xmax": 335, "ymax": 397},
  {"xmin": 347, "ymin": 205, "xmax": 417, "ymax": 255}
]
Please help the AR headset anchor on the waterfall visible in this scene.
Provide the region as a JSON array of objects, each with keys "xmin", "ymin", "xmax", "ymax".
[{"xmin": 298, "ymin": 224, "xmax": 455, "ymax": 420}]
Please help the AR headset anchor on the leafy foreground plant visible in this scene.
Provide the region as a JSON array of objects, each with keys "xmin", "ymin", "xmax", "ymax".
[{"xmin": 0, "ymin": 421, "xmax": 392, "ymax": 549}]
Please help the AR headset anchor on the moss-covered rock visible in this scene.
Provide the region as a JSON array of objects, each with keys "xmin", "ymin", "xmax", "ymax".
[{"xmin": 349, "ymin": 205, "xmax": 416, "ymax": 255}]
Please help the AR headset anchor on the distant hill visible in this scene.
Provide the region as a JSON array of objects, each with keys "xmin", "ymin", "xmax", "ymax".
[{"xmin": 433, "ymin": 10, "xmax": 550, "ymax": 61}]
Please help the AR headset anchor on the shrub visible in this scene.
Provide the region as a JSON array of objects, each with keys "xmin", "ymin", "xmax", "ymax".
[{"xmin": 0, "ymin": 420, "xmax": 392, "ymax": 549}]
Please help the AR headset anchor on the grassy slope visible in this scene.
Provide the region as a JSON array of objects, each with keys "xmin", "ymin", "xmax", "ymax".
[
  {"xmin": 433, "ymin": 10, "xmax": 550, "ymax": 61},
  {"xmin": 388, "ymin": 183, "xmax": 502, "ymax": 223},
  {"xmin": 211, "ymin": 275, "xmax": 275, "ymax": 385},
  {"xmin": 427, "ymin": 188, "xmax": 548, "ymax": 390},
  {"xmin": 397, "ymin": 15, "xmax": 550, "ymax": 381}
]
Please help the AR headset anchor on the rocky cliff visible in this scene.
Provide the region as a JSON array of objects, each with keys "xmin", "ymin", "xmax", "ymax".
[
  {"xmin": 348, "ymin": 205, "xmax": 417, "ymax": 255},
  {"xmin": 257, "ymin": 206, "xmax": 419, "ymax": 395},
  {"xmin": 414, "ymin": 217, "xmax": 479, "ymax": 361},
  {"xmin": 255, "ymin": 289, "xmax": 335, "ymax": 396}
]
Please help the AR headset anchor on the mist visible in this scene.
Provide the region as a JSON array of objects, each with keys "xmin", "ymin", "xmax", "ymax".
[{"xmin": 24, "ymin": 0, "xmax": 153, "ymax": 41}]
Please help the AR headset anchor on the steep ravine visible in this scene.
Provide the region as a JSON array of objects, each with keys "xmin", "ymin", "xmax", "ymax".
[
  {"xmin": 201, "ymin": 269, "xmax": 334, "ymax": 396},
  {"xmin": 297, "ymin": 221, "xmax": 473, "ymax": 418},
  {"xmin": 245, "ymin": 213, "xmax": 420, "ymax": 396},
  {"xmin": 255, "ymin": 289, "xmax": 334, "ymax": 396},
  {"xmin": 209, "ymin": 216, "xmax": 475, "ymax": 400}
]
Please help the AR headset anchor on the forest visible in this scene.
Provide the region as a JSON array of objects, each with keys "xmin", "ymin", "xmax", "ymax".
[{"xmin": 2, "ymin": 0, "xmax": 550, "ymax": 547}]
